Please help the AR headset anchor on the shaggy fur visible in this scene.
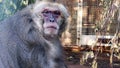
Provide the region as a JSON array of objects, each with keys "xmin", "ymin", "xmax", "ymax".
[{"xmin": 0, "ymin": 1, "xmax": 69, "ymax": 68}]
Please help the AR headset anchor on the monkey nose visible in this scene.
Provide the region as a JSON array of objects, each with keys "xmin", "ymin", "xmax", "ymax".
[{"xmin": 49, "ymin": 18, "xmax": 55, "ymax": 22}]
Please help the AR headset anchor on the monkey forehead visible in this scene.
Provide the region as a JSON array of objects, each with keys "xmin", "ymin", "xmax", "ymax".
[
  {"xmin": 33, "ymin": 2, "xmax": 60, "ymax": 13},
  {"xmin": 33, "ymin": 2, "xmax": 69, "ymax": 18},
  {"xmin": 42, "ymin": 7, "xmax": 59, "ymax": 11}
]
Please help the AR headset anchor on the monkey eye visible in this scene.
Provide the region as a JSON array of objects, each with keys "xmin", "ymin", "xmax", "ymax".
[
  {"xmin": 43, "ymin": 11, "xmax": 49, "ymax": 14},
  {"xmin": 42, "ymin": 9, "xmax": 61, "ymax": 17},
  {"xmin": 42, "ymin": 9, "xmax": 50, "ymax": 14},
  {"xmin": 53, "ymin": 11, "xmax": 61, "ymax": 15}
]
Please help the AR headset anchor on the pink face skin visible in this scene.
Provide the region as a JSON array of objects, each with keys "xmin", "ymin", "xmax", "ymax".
[
  {"xmin": 42, "ymin": 9, "xmax": 61, "ymax": 18},
  {"xmin": 42, "ymin": 8, "xmax": 61, "ymax": 36}
]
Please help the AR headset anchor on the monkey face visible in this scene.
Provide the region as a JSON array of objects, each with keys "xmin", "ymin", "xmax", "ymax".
[
  {"xmin": 32, "ymin": 2, "xmax": 69, "ymax": 37},
  {"xmin": 41, "ymin": 8, "xmax": 62, "ymax": 35}
]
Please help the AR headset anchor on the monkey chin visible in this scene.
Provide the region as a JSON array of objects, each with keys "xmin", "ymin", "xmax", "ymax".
[{"xmin": 44, "ymin": 28, "xmax": 58, "ymax": 37}]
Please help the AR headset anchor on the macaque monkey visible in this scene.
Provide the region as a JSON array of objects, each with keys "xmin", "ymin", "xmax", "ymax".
[{"xmin": 0, "ymin": 1, "xmax": 69, "ymax": 68}]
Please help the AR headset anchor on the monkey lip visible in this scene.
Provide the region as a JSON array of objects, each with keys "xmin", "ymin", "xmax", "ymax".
[{"xmin": 46, "ymin": 26, "xmax": 57, "ymax": 29}]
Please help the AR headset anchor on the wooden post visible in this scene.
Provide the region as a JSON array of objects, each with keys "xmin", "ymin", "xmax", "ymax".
[{"xmin": 76, "ymin": 0, "xmax": 83, "ymax": 46}]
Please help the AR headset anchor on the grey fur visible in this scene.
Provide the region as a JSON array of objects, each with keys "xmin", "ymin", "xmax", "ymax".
[{"xmin": 0, "ymin": 2, "xmax": 68, "ymax": 68}]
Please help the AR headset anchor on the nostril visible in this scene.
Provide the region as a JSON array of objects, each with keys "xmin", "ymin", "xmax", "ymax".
[{"xmin": 50, "ymin": 19, "xmax": 55, "ymax": 22}]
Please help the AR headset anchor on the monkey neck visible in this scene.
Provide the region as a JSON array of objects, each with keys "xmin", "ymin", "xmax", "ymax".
[{"xmin": 43, "ymin": 34, "xmax": 59, "ymax": 40}]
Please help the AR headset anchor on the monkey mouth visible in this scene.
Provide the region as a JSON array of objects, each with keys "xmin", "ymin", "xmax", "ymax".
[{"xmin": 47, "ymin": 26, "xmax": 57, "ymax": 29}]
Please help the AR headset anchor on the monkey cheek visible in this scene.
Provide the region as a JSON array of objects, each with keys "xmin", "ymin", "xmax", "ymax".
[{"xmin": 44, "ymin": 28, "xmax": 58, "ymax": 35}]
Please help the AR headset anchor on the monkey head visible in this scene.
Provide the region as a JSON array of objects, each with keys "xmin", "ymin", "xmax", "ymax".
[{"xmin": 32, "ymin": 2, "xmax": 69, "ymax": 36}]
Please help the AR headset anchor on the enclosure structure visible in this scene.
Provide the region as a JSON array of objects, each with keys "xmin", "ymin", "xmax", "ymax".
[{"xmin": 61, "ymin": 0, "xmax": 120, "ymax": 47}]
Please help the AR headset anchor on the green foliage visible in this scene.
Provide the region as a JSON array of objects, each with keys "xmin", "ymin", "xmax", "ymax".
[
  {"xmin": 0, "ymin": 0, "xmax": 2, "ymax": 3},
  {"xmin": 0, "ymin": 0, "xmax": 35, "ymax": 21},
  {"xmin": 28, "ymin": 0, "xmax": 35, "ymax": 4}
]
